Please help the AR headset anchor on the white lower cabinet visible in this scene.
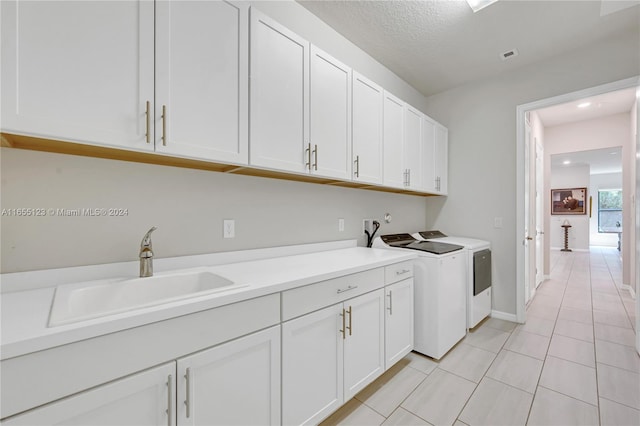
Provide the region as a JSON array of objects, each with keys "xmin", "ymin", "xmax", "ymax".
[
  {"xmin": 282, "ymin": 289, "xmax": 385, "ymax": 425},
  {"xmin": 3, "ymin": 362, "xmax": 177, "ymax": 426},
  {"xmin": 177, "ymin": 325, "xmax": 281, "ymax": 426},
  {"xmin": 3, "ymin": 326, "xmax": 281, "ymax": 426},
  {"xmin": 384, "ymin": 279, "xmax": 414, "ymax": 369}
]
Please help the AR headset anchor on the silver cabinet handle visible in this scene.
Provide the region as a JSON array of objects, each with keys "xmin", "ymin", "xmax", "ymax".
[
  {"xmin": 184, "ymin": 367, "xmax": 191, "ymax": 418},
  {"xmin": 346, "ymin": 306, "xmax": 352, "ymax": 336},
  {"xmin": 162, "ymin": 105, "xmax": 167, "ymax": 146},
  {"xmin": 166, "ymin": 374, "xmax": 173, "ymax": 426},
  {"xmin": 354, "ymin": 156, "xmax": 360, "ymax": 178},
  {"xmin": 145, "ymin": 101, "xmax": 151, "ymax": 144},
  {"xmin": 313, "ymin": 144, "xmax": 318, "ymax": 170},
  {"xmin": 387, "ymin": 290, "xmax": 393, "ymax": 315},
  {"xmin": 337, "ymin": 285, "xmax": 358, "ymax": 294},
  {"xmin": 305, "ymin": 143, "xmax": 311, "ymax": 170},
  {"xmin": 340, "ymin": 308, "xmax": 346, "ymax": 339},
  {"xmin": 396, "ymin": 269, "xmax": 411, "ymax": 276}
]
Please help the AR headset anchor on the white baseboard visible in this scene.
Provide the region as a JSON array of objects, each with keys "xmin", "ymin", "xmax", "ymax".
[
  {"xmin": 491, "ymin": 310, "xmax": 518, "ymax": 323},
  {"xmin": 621, "ymin": 284, "xmax": 637, "ymax": 299}
]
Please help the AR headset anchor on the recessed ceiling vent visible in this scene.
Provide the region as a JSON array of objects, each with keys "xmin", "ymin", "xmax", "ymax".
[{"xmin": 500, "ymin": 48, "xmax": 519, "ymax": 61}]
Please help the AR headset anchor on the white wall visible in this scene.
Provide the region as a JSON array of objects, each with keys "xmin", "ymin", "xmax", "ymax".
[
  {"xmin": 422, "ymin": 31, "xmax": 639, "ymax": 315},
  {"xmin": 590, "ymin": 173, "xmax": 623, "ymax": 247},
  {"xmin": 0, "ymin": 0, "xmax": 433, "ymax": 274},
  {"xmin": 549, "ymin": 166, "xmax": 590, "ymax": 250}
]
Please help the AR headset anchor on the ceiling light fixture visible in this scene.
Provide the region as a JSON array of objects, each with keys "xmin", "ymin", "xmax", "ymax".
[
  {"xmin": 466, "ymin": 0, "xmax": 499, "ymax": 13},
  {"xmin": 563, "ymin": 160, "xmax": 571, "ymax": 165},
  {"xmin": 577, "ymin": 102, "xmax": 591, "ymax": 108}
]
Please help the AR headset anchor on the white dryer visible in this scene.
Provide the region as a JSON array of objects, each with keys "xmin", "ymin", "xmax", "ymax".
[
  {"xmin": 414, "ymin": 231, "xmax": 492, "ymax": 329},
  {"xmin": 373, "ymin": 234, "xmax": 466, "ymax": 359}
]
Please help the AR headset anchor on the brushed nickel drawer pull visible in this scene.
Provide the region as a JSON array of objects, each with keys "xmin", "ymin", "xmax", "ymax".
[
  {"xmin": 184, "ymin": 367, "xmax": 191, "ymax": 418},
  {"xmin": 387, "ymin": 291, "xmax": 393, "ymax": 315},
  {"xmin": 166, "ymin": 374, "xmax": 173, "ymax": 426},
  {"xmin": 337, "ymin": 285, "xmax": 358, "ymax": 294},
  {"xmin": 162, "ymin": 105, "xmax": 167, "ymax": 146},
  {"xmin": 396, "ymin": 269, "xmax": 411, "ymax": 276},
  {"xmin": 145, "ymin": 100, "xmax": 151, "ymax": 144}
]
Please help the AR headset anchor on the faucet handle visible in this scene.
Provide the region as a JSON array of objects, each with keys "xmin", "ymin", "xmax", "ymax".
[{"xmin": 140, "ymin": 226, "xmax": 157, "ymax": 248}]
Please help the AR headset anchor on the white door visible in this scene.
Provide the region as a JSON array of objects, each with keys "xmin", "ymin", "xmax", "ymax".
[
  {"xmin": 382, "ymin": 92, "xmax": 405, "ymax": 189},
  {"xmin": 155, "ymin": 0, "xmax": 248, "ymax": 164},
  {"xmin": 3, "ymin": 363, "xmax": 176, "ymax": 426},
  {"xmin": 434, "ymin": 124, "xmax": 448, "ymax": 194},
  {"xmin": 404, "ymin": 106, "xmax": 422, "ymax": 190},
  {"xmin": 309, "ymin": 46, "xmax": 352, "ymax": 179},
  {"xmin": 524, "ymin": 121, "xmax": 533, "ymax": 304},
  {"xmin": 177, "ymin": 326, "xmax": 281, "ymax": 426},
  {"xmin": 282, "ymin": 304, "xmax": 344, "ymax": 426},
  {"xmin": 384, "ymin": 279, "xmax": 414, "ymax": 369},
  {"xmin": 535, "ymin": 141, "xmax": 545, "ymax": 287},
  {"xmin": 352, "ymin": 72, "xmax": 384, "ymax": 185},
  {"xmin": 249, "ymin": 9, "xmax": 309, "ymax": 173},
  {"xmin": 343, "ymin": 289, "xmax": 385, "ymax": 400},
  {"xmin": 1, "ymin": 0, "xmax": 154, "ymax": 150},
  {"xmin": 421, "ymin": 116, "xmax": 437, "ymax": 192}
]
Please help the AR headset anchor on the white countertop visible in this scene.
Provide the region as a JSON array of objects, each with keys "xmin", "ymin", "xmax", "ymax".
[{"xmin": 1, "ymin": 244, "xmax": 415, "ymax": 360}]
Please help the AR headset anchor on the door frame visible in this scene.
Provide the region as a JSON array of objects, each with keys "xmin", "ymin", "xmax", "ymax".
[{"xmin": 515, "ymin": 76, "xmax": 640, "ymax": 324}]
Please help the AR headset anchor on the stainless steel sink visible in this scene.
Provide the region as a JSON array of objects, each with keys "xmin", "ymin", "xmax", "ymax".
[{"xmin": 48, "ymin": 270, "xmax": 243, "ymax": 327}]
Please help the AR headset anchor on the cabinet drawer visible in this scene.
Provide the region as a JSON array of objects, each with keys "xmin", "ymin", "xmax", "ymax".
[
  {"xmin": 384, "ymin": 261, "xmax": 413, "ymax": 285},
  {"xmin": 282, "ymin": 268, "xmax": 384, "ymax": 321}
]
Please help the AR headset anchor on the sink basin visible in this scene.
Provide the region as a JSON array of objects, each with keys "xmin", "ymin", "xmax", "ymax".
[{"xmin": 48, "ymin": 270, "xmax": 243, "ymax": 327}]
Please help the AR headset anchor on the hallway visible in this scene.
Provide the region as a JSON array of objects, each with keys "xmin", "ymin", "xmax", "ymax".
[{"xmin": 320, "ymin": 247, "xmax": 639, "ymax": 425}]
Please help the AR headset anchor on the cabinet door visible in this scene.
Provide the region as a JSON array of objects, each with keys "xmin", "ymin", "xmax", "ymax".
[
  {"xmin": 155, "ymin": 0, "xmax": 248, "ymax": 164},
  {"xmin": 282, "ymin": 305, "xmax": 344, "ymax": 426},
  {"xmin": 0, "ymin": 0, "xmax": 154, "ymax": 150},
  {"xmin": 177, "ymin": 326, "xmax": 281, "ymax": 426},
  {"xmin": 310, "ymin": 46, "xmax": 351, "ymax": 179},
  {"xmin": 2, "ymin": 363, "xmax": 176, "ymax": 426},
  {"xmin": 250, "ymin": 9, "xmax": 309, "ymax": 173},
  {"xmin": 343, "ymin": 289, "xmax": 385, "ymax": 401},
  {"xmin": 404, "ymin": 106, "xmax": 422, "ymax": 190},
  {"xmin": 382, "ymin": 92, "xmax": 405, "ymax": 189},
  {"xmin": 435, "ymin": 124, "xmax": 449, "ymax": 194},
  {"xmin": 352, "ymin": 72, "xmax": 383, "ymax": 185},
  {"xmin": 385, "ymin": 279, "xmax": 414, "ymax": 369},
  {"xmin": 421, "ymin": 116, "xmax": 437, "ymax": 193}
]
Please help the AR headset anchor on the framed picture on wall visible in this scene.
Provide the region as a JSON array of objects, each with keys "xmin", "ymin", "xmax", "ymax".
[{"xmin": 551, "ymin": 187, "xmax": 587, "ymax": 215}]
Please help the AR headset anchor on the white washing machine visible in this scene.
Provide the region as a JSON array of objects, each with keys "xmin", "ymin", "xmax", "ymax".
[
  {"xmin": 414, "ymin": 231, "xmax": 492, "ymax": 329},
  {"xmin": 373, "ymin": 233, "xmax": 467, "ymax": 359}
]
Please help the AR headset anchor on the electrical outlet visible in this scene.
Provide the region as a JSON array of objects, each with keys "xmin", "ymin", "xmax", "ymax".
[
  {"xmin": 338, "ymin": 218, "xmax": 345, "ymax": 232},
  {"xmin": 494, "ymin": 217, "xmax": 503, "ymax": 229},
  {"xmin": 363, "ymin": 219, "xmax": 374, "ymax": 234},
  {"xmin": 223, "ymin": 219, "xmax": 235, "ymax": 238}
]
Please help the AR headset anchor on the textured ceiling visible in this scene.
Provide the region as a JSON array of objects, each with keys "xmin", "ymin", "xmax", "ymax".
[{"xmin": 297, "ymin": 0, "xmax": 640, "ymax": 97}]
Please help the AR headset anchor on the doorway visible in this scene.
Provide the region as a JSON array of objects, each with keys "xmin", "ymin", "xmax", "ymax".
[{"xmin": 515, "ymin": 76, "xmax": 639, "ymax": 353}]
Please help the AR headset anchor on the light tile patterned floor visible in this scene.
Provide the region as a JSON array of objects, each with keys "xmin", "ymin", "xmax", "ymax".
[{"xmin": 320, "ymin": 247, "xmax": 639, "ymax": 425}]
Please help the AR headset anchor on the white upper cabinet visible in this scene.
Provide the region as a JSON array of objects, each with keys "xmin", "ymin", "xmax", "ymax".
[
  {"xmin": 403, "ymin": 105, "xmax": 422, "ymax": 191},
  {"xmin": 309, "ymin": 46, "xmax": 352, "ymax": 180},
  {"xmin": 421, "ymin": 116, "xmax": 437, "ymax": 193},
  {"xmin": 1, "ymin": 0, "xmax": 154, "ymax": 150},
  {"xmin": 382, "ymin": 92, "xmax": 405, "ymax": 189},
  {"xmin": 155, "ymin": 0, "xmax": 248, "ymax": 164},
  {"xmin": 435, "ymin": 124, "xmax": 449, "ymax": 194},
  {"xmin": 249, "ymin": 9, "xmax": 309, "ymax": 174},
  {"xmin": 352, "ymin": 72, "xmax": 384, "ymax": 185}
]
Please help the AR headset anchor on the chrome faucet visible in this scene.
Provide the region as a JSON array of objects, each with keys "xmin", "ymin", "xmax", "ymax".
[{"xmin": 139, "ymin": 226, "xmax": 157, "ymax": 278}]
